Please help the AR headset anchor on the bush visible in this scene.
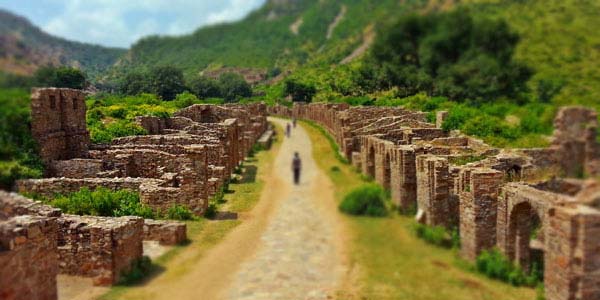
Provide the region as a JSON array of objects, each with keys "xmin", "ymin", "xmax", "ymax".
[
  {"xmin": 284, "ymin": 79, "xmax": 317, "ymax": 102},
  {"xmin": 165, "ymin": 205, "xmax": 194, "ymax": 220},
  {"xmin": 218, "ymin": 72, "xmax": 252, "ymax": 102},
  {"xmin": 118, "ymin": 256, "xmax": 153, "ymax": 285},
  {"xmin": 204, "ymin": 202, "xmax": 218, "ymax": 219},
  {"xmin": 412, "ymin": 223, "xmax": 455, "ymax": 248},
  {"xmin": 339, "ymin": 184, "xmax": 387, "ymax": 217},
  {"xmin": 34, "ymin": 66, "xmax": 87, "ymax": 89},
  {"xmin": 475, "ymin": 248, "xmax": 542, "ymax": 287},
  {"xmin": 188, "ymin": 75, "xmax": 222, "ymax": 99},
  {"xmin": 47, "ymin": 187, "xmax": 156, "ymax": 218},
  {"xmin": 0, "ymin": 161, "xmax": 42, "ymax": 190}
]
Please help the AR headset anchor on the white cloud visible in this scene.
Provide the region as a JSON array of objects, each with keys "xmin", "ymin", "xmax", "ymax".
[{"xmin": 40, "ymin": 0, "xmax": 265, "ymax": 48}]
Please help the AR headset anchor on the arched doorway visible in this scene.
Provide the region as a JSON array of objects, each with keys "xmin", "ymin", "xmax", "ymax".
[{"xmin": 509, "ymin": 202, "xmax": 544, "ymax": 276}]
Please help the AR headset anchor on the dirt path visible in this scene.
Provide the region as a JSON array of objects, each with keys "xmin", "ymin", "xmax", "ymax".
[
  {"xmin": 105, "ymin": 118, "xmax": 347, "ymax": 300},
  {"xmin": 221, "ymin": 118, "xmax": 347, "ymax": 300}
]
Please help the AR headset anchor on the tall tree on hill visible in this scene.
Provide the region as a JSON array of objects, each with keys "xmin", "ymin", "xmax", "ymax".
[
  {"xmin": 218, "ymin": 73, "xmax": 252, "ymax": 102},
  {"xmin": 34, "ymin": 66, "xmax": 87, "ymax": 89},
  {"xmin": 188, "ymin": 75, "xmax": 222, "ymax": 99},
  {"xmin": 366, "ymin": 9, "xmax": 531, "ymax": 102},
  {"xmin": 148, "ymin": 66, "xmax": 186, "ymax": 101}
]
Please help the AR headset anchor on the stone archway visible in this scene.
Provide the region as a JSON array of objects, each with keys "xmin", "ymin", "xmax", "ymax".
[{"xmin": 508, "ymin": 202, "xmax": 543, "ymax": 273}]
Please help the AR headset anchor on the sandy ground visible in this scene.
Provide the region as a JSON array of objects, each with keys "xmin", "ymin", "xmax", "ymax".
[{"xmin": 60, "ymin": 117, "xmax": 347, "ymax": 300}]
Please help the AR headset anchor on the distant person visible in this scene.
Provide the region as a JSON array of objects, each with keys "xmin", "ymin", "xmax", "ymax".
[
  {"xmin": 292, "ymin": 117, "xmax": 297, "ymax": 128},
  {"xmin": 292, "ymin": 152, "xmax": 302, "ymax": 185},
  {"xmin": 286, "ymin": 123, "xmax": 291, "ymax": 137}
]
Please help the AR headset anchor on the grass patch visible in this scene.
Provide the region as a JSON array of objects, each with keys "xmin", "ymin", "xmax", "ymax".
[
  {"xmin": 300, "ymin": 119, "xmax": 536, "ymax": 300},
  {"xmin": 301, "ymin": 119, "xmax": 349, "ymax": 164},
  {"xmin": 118, "ymin": 256, "xmax": 153, "ymax": 285}
]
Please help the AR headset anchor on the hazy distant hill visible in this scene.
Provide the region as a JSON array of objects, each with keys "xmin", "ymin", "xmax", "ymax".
[{"xmin": 0, "ymin": 9, "xmax": 125, "ymax": 80}]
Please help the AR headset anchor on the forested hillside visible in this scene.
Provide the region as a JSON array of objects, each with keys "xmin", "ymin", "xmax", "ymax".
[
  {"xmin": 0, "ymin": 9, "xmax": 125, "ymax": 80},
  {"xmin": 114, "ymin": 0, "xmax": 600, "ymax": 110}
]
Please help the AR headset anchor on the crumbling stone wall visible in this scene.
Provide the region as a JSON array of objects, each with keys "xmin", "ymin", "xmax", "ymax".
[
  {"xmin": 56, "ymin": 215, "xmax": 143, "ymax": 285},
  {"xmin": 551, "ymin": 106, "xmax": 600, "ymax": 177},
  {"xmin": 143, "ymin": 219, "xmax": 187, "ymax": 245},
  {"xmin": 0, "ymin": 215, "xmax": 58, "ymax": 300},
  {"xmin": 26, "ymin": 91, "xmax": 268, "ymax": 216},
  {"xmin": 30, "ymin": 88, "xmax": 90, "ymax": 164}
]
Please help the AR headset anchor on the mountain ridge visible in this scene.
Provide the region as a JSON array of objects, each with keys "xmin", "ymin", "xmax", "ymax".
[{"xmin": 0, "ymin": 9, "xmax": 126, "ymax": 79}]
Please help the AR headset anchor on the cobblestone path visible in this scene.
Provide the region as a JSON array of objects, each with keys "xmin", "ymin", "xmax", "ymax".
[{"xmin": 224, "ymin": 118, "xmax": 345, "ymax": 300}]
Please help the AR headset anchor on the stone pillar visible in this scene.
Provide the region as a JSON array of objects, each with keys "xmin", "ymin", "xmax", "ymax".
[
  {"xmin": 416, "ymin": 155, "xmax": 450, "ymax": 227},
  {"xmin": 436, "ymin": 111, "xmax": 449, "ymax": 129},
  {"xmin": 459, "ymin": 168, "xmax": 503, "ymax": 261},
  {"xmin": 545, "ymin": 205, "xmax": 600, "ymax": 300},
  {"xmin": 390, "ymin": 146, "xmax": 417, "ymax": 211}
]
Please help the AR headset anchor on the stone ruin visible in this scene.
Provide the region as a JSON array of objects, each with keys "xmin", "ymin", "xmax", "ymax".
[
  {"xmin": 18, "ymin": 88, "xmax": 269, "ymax": 216},
  {"xmin": 1, "ymin": 88, "xmax": 270, "ymax": 300},
  {"xmin": 268, "ymin": 102, "xmax": 600, "ymax": 300}
]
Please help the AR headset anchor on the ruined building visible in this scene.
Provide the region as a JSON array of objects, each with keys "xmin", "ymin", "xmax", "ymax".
[
  {"xmin": 269, "ymin": 102, "xmax": 600, "ymax": 300},
  {"xmin": 1, "ymin": 88, "xmax": 270, "ymax": 300}
]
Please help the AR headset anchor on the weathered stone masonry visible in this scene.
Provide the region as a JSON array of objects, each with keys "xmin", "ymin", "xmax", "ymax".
[
  {"xmin": 18, "ymin": 89, "xmax": 269, "ymax": 216},
  {"xmin": 268, "ymin": 103, "xmax": 600, "ymax": 300},
  {"xmin": 2, "ymin": 88, "xmax": 272, "ymax": 298}
]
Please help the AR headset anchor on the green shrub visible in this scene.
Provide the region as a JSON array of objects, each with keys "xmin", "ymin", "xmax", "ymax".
[
  {"xmin": 204, "ymin": 202, "xmax": 218, "ymax": 219},
  {"xmin": 475, "ymin": 248, "xmax": 542, "ymax": 287},
  {"xmin": 412, "ymin": 223, "xmax": 455, "ymax": 248},
  {"xmin": 0, "ymin": 161, "xmax": 42, "ymax": 190},
  {"xmin": 47, "ymin": 188, "xmax": 156, "ymax": 218},
  {"xmin": 330, "ymin": 166, "xmax": 341, "ymax": 172},
  {"xmin": 118, "ymin": 256, "xmax": 153, "ymax": 285},
  {"xmin": 339, "ymin": 184, "xmax": 387, "ymax": 217},
  {"xmin": 165, "ymin": 205, "xmax": 194, "ymax": 220}
]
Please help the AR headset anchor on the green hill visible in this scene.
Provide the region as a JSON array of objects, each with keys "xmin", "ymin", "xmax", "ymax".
[
  {"xmin": 0, "ymin": 9, "xmax": 126, "ymax": 80},
  {"xmin": 113, "ymin": 0, "xmax": 600, "ymax": 109}
]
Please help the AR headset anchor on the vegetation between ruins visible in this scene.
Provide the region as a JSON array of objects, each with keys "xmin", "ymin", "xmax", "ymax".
[{"xmin": 301, "ymin": 119, "xmax": 535, "ymax": 300}]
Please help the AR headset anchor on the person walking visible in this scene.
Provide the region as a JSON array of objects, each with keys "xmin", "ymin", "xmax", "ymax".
[
  {"xmin": 292, "ymin": 117, "xmax": 297, "ymax": 128},
  {"xmin": 286, "ymin": 123, "xmax": 291, "ymax": 137},
  {"xmin": 292, "ymin": 152, "xmax": 302, "ymax": 185}
]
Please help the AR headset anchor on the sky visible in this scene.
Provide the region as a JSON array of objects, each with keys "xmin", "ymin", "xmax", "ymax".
[{"xmin": 0, "ymin": 0, "xmax": 267, "ymax": 48}]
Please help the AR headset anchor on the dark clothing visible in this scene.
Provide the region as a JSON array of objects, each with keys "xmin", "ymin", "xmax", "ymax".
[
  {"xmin": 292, "ymin": 157, "xmax": 302, "ymax": 184},
  {"xmin": 292, "ymin": 118, "xmax": 297, "ymax": 128},
  {"xmin": 286, "ymin": 124, "xmax": 291, "ymax": 137}
]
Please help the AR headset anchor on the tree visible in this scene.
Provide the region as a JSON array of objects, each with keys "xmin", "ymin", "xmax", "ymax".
[
  {"xmin": 366, "ymin": 9, "xmax": 531, "ymax": 102},
  {"xmin": 119, "ymin": 72, "xmax": 150, "ymax": 95},
  {"xmin": 34, "ymin": 66, "xmax": 87, "ymax": 89},
  {"xmin": 283, "ymin": 79, "xmax": 316, "ymax": 102},
  {"xmin": 218, "ymin": 72, "xmax": 252, "ymax": 102},
  {"xmin": 148, "ymin": 66, "xmax": 185, "ymax": 101},
  {"xmin": 188, "ymin": 75, "xmax": 222, "ymax": 99}
]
